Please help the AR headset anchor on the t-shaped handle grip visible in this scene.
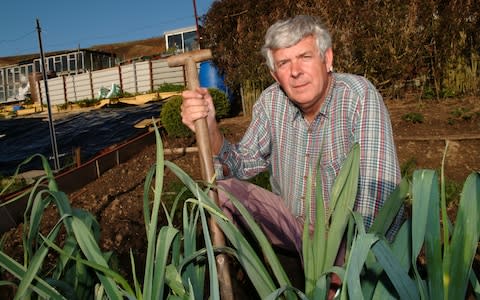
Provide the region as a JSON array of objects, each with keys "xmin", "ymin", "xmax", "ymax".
[{"xmin": 167, "ymin": 49, "xmax": 212, "ymax": 90}]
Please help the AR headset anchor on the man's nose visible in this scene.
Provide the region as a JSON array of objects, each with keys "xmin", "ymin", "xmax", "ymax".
[{"xmin": 290, "ymin": 60, "xmax": 302, "ymax": 78}]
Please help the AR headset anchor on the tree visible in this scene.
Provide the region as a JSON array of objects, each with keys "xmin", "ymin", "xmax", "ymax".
[{"xmin": 200, "ymin": 0, "xmax": 480, "ymax": 98}]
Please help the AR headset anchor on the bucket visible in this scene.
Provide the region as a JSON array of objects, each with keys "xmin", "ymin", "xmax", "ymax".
[{"xmin": 199, "ymin": 61, "xmax": 232, "ymax": 103}]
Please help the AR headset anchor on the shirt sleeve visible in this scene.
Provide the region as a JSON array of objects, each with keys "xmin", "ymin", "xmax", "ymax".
[
  {"xmin": 353, "ymin": 80, "xmax": 401, "ymax": 231},
  {"xmin": 214, "ymin": 101, "xmax": 272, "ymax": 180}
]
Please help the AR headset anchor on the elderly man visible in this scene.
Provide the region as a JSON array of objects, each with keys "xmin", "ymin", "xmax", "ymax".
[{"xmin": 181, "ymin": 15, "xmax": 402, "ymax": 261}]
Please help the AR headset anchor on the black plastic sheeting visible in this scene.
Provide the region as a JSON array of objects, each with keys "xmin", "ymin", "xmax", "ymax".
[{"xmin": 0, "ymin": 103, "xmax": 162, "ymax": 176}]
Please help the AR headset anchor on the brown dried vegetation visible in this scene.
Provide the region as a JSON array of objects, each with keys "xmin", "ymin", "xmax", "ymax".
[{"xmin": 200, "ymin": 0, "xmax": 480, "ymax": 98}]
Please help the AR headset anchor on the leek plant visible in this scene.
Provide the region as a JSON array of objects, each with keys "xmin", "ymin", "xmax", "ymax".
[
  {"xmin": 325, "ymin": 143, "xmax": 480, "ymax": 299},
  {"xmin": 0, "ymin": 123, "xmax": 292, "ymax": 299},
  {"xmin": 0, "ymin": 126, "xmax": 227, "ymax": 299},
  {"xmin": 0, "ymin": 154, "xmax": 121, "ymax": 300},
  {"xmin": 406, "ymin": 142, "xmax": 480, "ymax": 299}
]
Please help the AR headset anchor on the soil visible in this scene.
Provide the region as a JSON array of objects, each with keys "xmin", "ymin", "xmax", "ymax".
[{"xmin": 1, "ymin": 96, "xmax": 479, "ymax": 297}]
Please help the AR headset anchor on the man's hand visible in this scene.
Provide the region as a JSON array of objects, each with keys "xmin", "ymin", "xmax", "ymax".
[
  {"xmin": 181, "ymin": 87, "xmax": 217, "ymax": 132},
  {"xmin": 181, "ymin": 87, "xmax": 223, "ymax": 154}
]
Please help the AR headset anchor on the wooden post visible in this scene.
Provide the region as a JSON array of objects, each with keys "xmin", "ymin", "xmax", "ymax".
[{"xmin": 75, "ymin": 147, "xmax": 81, "ymax": 167}]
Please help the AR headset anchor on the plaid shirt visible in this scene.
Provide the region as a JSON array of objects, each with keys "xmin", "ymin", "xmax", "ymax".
[{"xmin": 215, "ymin": 73, "xmax": 401, "ymax": 229}]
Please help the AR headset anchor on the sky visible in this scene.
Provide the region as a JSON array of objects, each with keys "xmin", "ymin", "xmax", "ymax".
[{"xmin": 0, "ymin": 0, "xmax": 215, "ymax": 58}]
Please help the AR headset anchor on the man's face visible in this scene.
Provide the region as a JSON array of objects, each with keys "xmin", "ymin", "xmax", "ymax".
[{"xmin": 270, "ymin": 35, "xmax": 333, "ymax": 117}]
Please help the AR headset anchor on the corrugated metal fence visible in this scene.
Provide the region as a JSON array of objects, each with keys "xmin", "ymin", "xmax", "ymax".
[{"xmin": 35, "ymin": 58, "xmax": 187, "ymax": 105}]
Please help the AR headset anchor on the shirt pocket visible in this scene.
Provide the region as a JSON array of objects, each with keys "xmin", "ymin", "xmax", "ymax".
[{"xmin": 319, "ymin": 154, "xmax": 347, "ymax": 185}]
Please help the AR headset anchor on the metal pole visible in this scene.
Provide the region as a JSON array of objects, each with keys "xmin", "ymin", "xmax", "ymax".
[
  {"xmin": 192, "ymin": 0, "xmax": 201, "ymax": 47},
  {"xmin": 72, "ymin": 43, "xmax": 80, "ymax": 102},
  {"xmin": 36, "ymin": 18, "xmax": 60, "ymax": 171}
]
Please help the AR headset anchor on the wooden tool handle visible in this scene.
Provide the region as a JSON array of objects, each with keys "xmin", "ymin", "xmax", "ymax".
[{"xmin": 178, "ymin": 54, "xmax": 234, "ymax": 300}]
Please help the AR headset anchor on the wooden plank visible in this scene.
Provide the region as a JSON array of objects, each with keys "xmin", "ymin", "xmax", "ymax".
[{"xmin": 395, "ymin": 134, "xmax": 480, "ymax": 141}]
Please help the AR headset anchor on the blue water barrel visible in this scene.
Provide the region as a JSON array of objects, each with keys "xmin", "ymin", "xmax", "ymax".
[{"xmin": 199, "ymin": 61, "xmax": 232, "ymax": 103}]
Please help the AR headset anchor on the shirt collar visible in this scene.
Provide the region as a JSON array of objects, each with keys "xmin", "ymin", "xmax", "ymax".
[{"xmin": 318, "ymin": 73, "xmax": 336, "ymax": 118}]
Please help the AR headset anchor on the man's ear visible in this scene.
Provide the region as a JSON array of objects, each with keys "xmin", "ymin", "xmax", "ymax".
[
  {"xmin": 324, "ymin": 48, "xmax": 334, "ymax": 71},
  {"xmin": 270, "ymin": 70, "xmax": 279, "ymax": 83}
]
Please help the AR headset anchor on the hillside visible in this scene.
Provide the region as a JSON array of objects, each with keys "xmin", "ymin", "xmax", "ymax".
[
  {"xmin": 0, "ymin": 36, "xmax": 166, "ymax": 67},
  {"xmin": 88, "ymin": 36, "xmax": 166, "ymax": 62}
]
